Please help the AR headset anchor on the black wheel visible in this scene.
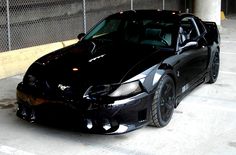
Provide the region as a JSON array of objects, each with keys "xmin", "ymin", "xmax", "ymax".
[
  {"xmin": 208, "ymin": 50, "xmax": 220, "ymax": 84},
  {"xmin": 149, "ymin": 75, "xmax": 175, "ymax": 128}
]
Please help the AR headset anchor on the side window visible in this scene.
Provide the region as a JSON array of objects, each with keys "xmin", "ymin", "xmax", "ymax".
[{"xmin": 179, "ymin": 17, "xmax": 200, "ymax": 46}]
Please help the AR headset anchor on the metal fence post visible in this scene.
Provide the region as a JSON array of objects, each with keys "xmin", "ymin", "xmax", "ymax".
[
  {"xmin": 6, "ymin": 0, "xmax": 11, "ymax": 51},
  {"xmin": 162, "ymin": 0, "xmax": 165, "ymax": 10},
  {"xmin": 82, "ymin": 0, "xmax": 87, "ymax": 33},
  {"xmin": 131, "ymin": 0, "xmax": 133, "ymax": 10},
  {"xmin": 185, "ymin": 0, "xmax": 186, "ymax": 10}
]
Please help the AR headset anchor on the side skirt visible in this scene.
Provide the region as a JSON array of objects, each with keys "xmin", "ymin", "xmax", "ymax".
[{"xmin": 175, "ymin": 72, "xmax": 208, "ymax": 107}]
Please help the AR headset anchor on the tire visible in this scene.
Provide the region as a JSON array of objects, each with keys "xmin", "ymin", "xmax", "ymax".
[
  {"xmin": 208, "ymin": 50, "xmax": 220, "ymax": 84},
  {"xmin": 149, "ymin": 75, "xmax": 175, "ymax": 128}
]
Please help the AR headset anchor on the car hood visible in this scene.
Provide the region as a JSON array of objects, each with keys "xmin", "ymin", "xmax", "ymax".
[{"xmin": 26, "ymin": 40, "xmax": 173, "ymax": 94}]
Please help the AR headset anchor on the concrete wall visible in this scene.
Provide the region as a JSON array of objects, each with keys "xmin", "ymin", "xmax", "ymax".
[{"xmin": 194, "ymin": 0, "xmax": 221, "ymax": 25}]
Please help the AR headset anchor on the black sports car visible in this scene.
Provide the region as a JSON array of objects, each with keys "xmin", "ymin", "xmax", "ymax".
[{"xmin": 16, "ymin": 10, "xmax": 220, "ymax": 134}]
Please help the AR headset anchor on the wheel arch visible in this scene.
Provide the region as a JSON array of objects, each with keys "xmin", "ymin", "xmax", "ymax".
[
  {"xmin": 159, "ymin": 63, "xmax": 177, "ymax": 89},
  {"xmin": 158, "ymin": 63, "xmax": 178, "ymax": 107}
]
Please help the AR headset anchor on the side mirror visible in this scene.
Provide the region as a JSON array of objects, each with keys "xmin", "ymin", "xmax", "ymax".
[
  {"xmin": 179, "ymin": 41, "xmax": 198, "ymax": 52},
  {"xmin": 77, "ymin": 33, "xmax": 85, "ymax": 41}
]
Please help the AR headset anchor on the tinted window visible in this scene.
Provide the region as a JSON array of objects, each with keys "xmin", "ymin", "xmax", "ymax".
[
  {"xmin": 84, "ymin": 19, "xmax": 122, "ymax": 40},
  {"xmin": 84, "ymin": 16, "xmax": 177, "ymax": 48}
]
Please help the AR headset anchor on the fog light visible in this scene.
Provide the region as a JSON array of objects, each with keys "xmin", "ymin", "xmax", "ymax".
[
  {"xmin": 102, "ymin": 119, "xmax": 111, "ymax": 131},
  {"xmin": 86, "ymin": 119, "xmax": 93, "ymax": 129},
  {"xmin": 30, "ymin": 110, "xmax": 36, "ymax": 123},
  {"xmin": 116, "ymin": 125, "xmax": 128, "ymax": 133},
  {"xmin": 21, "ymin": 108, "xmax": 27, "ymax": 118}
]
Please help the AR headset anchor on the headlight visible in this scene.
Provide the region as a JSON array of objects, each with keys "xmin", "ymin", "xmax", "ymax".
[
  {"xmin": 84, "ymin": 81, "xmax": 143, "ymax": 100},
  {"xmin": 24, "ymin": 74, "xmax": 36, "ymax": 86},
  {"xmin": 109, "ymin": 81, "xmax": 142, "ymax": 97}
]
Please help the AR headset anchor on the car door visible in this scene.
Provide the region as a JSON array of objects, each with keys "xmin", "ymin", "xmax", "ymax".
[{"xmin": 175, "ymin": 17, "xmax": 208, "ymax": 96}]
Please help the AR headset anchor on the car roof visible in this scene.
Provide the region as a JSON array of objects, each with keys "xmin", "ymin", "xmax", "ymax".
[{"xmin": 109, "ymin": 10, "xmax": 195, "ymax": 21}]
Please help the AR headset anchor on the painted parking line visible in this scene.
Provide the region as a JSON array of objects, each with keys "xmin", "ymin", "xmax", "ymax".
[
  {"xmin": 220, "ymin": 71, "xmax": 236, "ymax": 75},
  {"xmin": 186, "ymin": 100, "xmax": 236, "ymax": 113},
  {"xmin": 189, "ymin": 95, "xmax": 236, "ymax": 105},
  {"xmin": 221, "ymin": 52, "xmax": 236, "ymax": 55},
  {"xmin": 221, "ymin": 40, "xmax": 236, "ymax": 43},
  {"xmin": 0, "ymin": 145, "xmax": 35, "ymax": 155}
]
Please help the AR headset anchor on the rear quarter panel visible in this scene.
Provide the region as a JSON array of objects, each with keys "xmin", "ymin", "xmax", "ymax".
[{"xmin": 203, "ymin": 21, "xmax": 220, "ymax": 45}]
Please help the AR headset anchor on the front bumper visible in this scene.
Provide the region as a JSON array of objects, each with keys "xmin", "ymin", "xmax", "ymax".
[{"xmin": 16, "ymin": 83, "xmax": 154, "ymax": 134}]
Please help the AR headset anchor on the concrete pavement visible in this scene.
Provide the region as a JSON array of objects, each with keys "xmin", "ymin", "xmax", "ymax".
[{"xmin": 0, "ymin": 18, "xmax": 236, "ymax": 155}]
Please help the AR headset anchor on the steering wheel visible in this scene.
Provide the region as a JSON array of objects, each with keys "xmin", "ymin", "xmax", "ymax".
[{"xmin": 160, "ymin": 38, "xmax": 169, "ymax": 46}]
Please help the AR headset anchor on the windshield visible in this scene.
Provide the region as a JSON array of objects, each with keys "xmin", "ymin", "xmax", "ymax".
[{"xmin": 83, "ymin": 16, "xmax": 177, "ymax": 48}]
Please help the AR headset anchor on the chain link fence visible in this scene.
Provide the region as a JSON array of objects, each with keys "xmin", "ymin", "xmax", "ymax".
[
  {"xmin": 0, "ymin": 0, "xmax": 83, "ymax": 52},
  {"xmin": 0, "ymin": 0, "xmax": 8, "ymax": 52},
  {"xmin": 0, "ymin": 0, "xmax": 188, "ymax": 53}
]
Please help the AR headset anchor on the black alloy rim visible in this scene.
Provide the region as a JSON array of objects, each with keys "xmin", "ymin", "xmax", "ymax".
[{"xmin": 160, "ymin": 81, "xmax": 174, "ymax": 122}]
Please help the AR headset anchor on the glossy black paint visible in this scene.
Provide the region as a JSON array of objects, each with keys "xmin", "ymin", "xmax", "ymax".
[{"xmin": 16, "ymin": 10, "xmax": 220, "ymax": 134}]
